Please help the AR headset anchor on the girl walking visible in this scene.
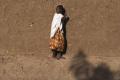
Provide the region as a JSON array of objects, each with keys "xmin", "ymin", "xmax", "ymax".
[{"xmin": 49, "ymin": 5, "xmax": 67, "ymax": 60}]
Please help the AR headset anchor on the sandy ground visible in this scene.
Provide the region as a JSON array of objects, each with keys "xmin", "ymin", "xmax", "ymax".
[{"xmin": 0, "ymin": 0, "xmax": 120, "ymax": 80}]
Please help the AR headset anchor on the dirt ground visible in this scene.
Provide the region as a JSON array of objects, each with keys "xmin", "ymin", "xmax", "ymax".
[{"xmin": 0, "ymin": 0, "xmax": 120, "ymax": 80}]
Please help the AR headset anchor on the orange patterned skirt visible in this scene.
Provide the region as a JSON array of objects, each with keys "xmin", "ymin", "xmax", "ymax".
[{"xmin": 49, "ymin": 28, "xmax": 64, "ymax": 52}]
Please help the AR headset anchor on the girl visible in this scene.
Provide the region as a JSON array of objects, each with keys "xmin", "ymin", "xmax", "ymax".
[{"xmin": 50, "ymin": 5, "xmax": 66, "ymax": 60}]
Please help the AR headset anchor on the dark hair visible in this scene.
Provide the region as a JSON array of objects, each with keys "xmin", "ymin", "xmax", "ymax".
[{"xmin": 56, "ymin": 5, "xmax": 65, "ymax": 15}]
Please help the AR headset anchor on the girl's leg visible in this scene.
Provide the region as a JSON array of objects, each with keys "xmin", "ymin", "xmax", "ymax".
[
  {"xmin": 52, "ymin": 50, "xmax": 57, "ymax": 58},
  {"xmin": 56, "ymin": 51, "xmax": 62, "ymax": 59}
]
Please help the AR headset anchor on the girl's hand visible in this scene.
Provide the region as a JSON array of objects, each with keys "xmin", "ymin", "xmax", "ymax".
[{"xmin": 51, "ymin": 36, "xmax": 55, "ymax": 39}]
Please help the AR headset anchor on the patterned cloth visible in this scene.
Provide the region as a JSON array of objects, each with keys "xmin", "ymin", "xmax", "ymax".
[{"xmin": 49, "ymin": 28, "xmax": 64, "ymax": 52}]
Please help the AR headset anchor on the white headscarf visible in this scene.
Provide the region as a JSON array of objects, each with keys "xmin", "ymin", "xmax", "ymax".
[{"xmin": 50, "ymin": 13, "xmax": 63, "ymax": 38}]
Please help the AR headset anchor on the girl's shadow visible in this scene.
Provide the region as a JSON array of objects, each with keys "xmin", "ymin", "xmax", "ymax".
[{"xmin": 62, "ymin": 16, "xmax": 69, "ymax": 55}]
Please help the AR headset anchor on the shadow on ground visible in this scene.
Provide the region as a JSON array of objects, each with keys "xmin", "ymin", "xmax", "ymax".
[
  {"xmin": 69, "ymin": 50, "xmax": 120, "ymax": 80},
  {"xmin": 62, "ymin": 9, "xmax": 70, "ymax": 55}
]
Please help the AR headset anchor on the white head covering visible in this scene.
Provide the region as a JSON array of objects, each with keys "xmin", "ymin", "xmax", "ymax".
[{"xmin": 50, "ymin": 13, "xmax": 63, "ymax": 38}]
